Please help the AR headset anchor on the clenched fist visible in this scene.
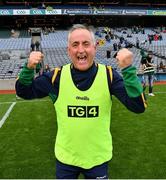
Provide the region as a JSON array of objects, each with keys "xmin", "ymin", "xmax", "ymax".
[
  {"xmin": 115, "ymin": 48, "xmax": 133, "ymax": 69},
  {"xmin": 27, "ymin": 51, "xmax": 44, "ymax": 69}
]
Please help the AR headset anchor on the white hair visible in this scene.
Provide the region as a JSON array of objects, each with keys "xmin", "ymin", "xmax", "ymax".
[{"xmin": 68, "ymin": 24, "xmax": 96, "ymax": 45}]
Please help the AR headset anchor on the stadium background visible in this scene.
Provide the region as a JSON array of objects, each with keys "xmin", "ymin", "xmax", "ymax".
[
  {"xmin": 0, "ymin": 0, "xmax": 166, "ymax": 90},
  {"xmin": 1, "ymin": 0, "xmax": 166, "ymax": 28},
  {"xmin": 0, "ymin": 0, "xmax": 166, "ymax": 179}
]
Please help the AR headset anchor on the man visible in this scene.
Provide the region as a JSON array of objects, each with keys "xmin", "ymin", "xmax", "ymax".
[
  {"xmin": 35, "ymin": 41, "xmax": 40, "ymax": 51},
  {"xmin": 15, "ymin": 24, "xmax": 146, "ymax": 179},
  {"xmin": 30, "ymin": 41, "xmax": 35, "ymax": 51},
  {"xmin": 140, "ymin": 50, "xmax": 155, "ymax": 96}
]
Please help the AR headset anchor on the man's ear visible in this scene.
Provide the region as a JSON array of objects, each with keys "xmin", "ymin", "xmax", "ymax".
[
  {"xmin": 94, "ymin": 44, "xmax": 97, "ymax": 50},
  {"xmin": 67, "ymin": 46, "xmax": 70, "ymax": 56}
]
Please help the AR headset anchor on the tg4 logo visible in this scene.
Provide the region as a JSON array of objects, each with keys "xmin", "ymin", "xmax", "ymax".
[{"xmin": 68, "ymin": 105, "xmax": 99, "ymax": 118}]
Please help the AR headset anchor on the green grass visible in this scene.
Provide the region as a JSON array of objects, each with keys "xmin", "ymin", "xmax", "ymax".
[
  {"xmin": 0, "ymin": 103, "xmax": 11, "ymax": 118},
  {"xmin": 0, "ymin": 97, "xmax": 56, "ymax": 179},
  {"xmin": 110, "ymin": 84, "xmax": 166, "ymax": 178},
  {"xmin": 0, "ymin": 84, "xmax": 166, "ymax": 179}
]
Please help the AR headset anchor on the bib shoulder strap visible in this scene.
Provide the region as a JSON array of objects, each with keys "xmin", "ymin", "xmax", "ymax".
[
  {"xmin": 52, "ymin": 67, "xmax": 61, "ymax": 84},
  {"xmin": 107, "ymin": 65, "xmax": 113, "ymax": 83}
]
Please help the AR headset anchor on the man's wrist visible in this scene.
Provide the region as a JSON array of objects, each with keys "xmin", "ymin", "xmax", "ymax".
[
  {"xmin": 18, "ymin": 62, "xmax": 34, "ymax": 85},
  {"xmin": 122, "ymin": 66, "xmax": 143, "ymax": 97}
]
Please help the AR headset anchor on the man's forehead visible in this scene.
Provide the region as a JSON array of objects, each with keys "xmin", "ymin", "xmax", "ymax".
[
  {"xmin": 68, "ymin": 28, "xmax": 94, "ymax": 44},
  {"xmin": 69, "ymin": 35, "xmax": 92, "ymax": 43},
  {"xmin": 70, "ymin": 29, "xmax": 90, "ymax": 36}
]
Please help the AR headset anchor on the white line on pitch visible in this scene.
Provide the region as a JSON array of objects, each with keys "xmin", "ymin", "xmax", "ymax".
[
  {"xmin": 0, "ymin": 99, "xmax": 49, "ymax": 105},
  {"xmin": 154, "ymin": 92, "xmax": 166, "ymax": 94},
  {"xmin": 0, "ymin": 102, "xmax": 16, "ymax": 128}
]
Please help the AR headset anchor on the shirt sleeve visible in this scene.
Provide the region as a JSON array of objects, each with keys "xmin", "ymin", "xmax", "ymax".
[
  {"xmin": 121, "ymin": 65, "xmax": 143, "ymax": 98},
  {"xmin": 108, "ymin": 66, "xmax": 147, "ymax": 113},
  {"xmin": 15, "ymin": 64, "xmax": 60, "ymax": 103}
]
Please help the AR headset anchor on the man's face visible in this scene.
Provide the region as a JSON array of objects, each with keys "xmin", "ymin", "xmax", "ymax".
[{"xmin": 67, "ymin": 28, "xmax": 96, "ymax": 71}]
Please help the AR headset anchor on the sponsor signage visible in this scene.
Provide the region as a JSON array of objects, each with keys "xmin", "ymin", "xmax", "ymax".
[
  {"xmin": 1, "ymin": 8, "xmax": 166, "ymax": 16},
  {"xmin": 45, "ymin": 9, "xmax": 61, "ymax": 15},
  {"xmin": 13, "ymin": 9, "xmax": 30, "ymax": 15},
  {"xmin": 148, "ymin": 10, "xmax": 166, "ymax": 16},
  {"xmin": 68, "ymin": 106, "xmax": 99, "ymax": 118},
  {"xmin": 94, "ymin": 9, "xmax": 122, "ymax": 15},
  {"xmin": 63, "ymin": 9, "xmax": 91, "ymax": 15},
  {"xmin": 0, "ymin": 9, "xmax": 61, "ymax": 15},
  {"xmin": 30, "ymin": 9, "xmax": 45, "ymax": 15},
  {"xmin": 122, "ymin": 10, "xmax": 147, "ymax": 15},
  {"xmin": 0, "ymin": 9, "xmax": 13, "ymax": 15}
]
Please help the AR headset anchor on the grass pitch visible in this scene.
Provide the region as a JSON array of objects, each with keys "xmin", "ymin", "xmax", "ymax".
[{"xmin": 0, "ymin": 84, "xmax": 166, "ymax": 179}]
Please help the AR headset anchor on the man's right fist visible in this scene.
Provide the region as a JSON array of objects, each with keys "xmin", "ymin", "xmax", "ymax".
[{"xmin": 27, "ymin": 51, "xmax": 44, "ymax": 69}]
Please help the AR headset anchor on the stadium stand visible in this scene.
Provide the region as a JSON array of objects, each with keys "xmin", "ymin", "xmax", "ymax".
[
  {"xmin": 0, "ymin": 0, "xmax": 166, "ymax": 83},
  {"xmin": 1, "ymin": 27, "xmax": 166, "ymax": 80}
]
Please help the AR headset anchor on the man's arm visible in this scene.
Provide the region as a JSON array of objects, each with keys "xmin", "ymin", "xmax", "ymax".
[
  {"xmin": 15, "ymin": 51, "xmax": 59, "ymax": 103},
  {"xmin": 15, "ymin": 64, "xmax": 58, "ymax": 101},
  {"xmin": 108, "ymin": 67, "xmax": 146, "ymax": 113},
  {"xmin": 109, "ymin": 48, "xmax": 147, "ymax": 113}
]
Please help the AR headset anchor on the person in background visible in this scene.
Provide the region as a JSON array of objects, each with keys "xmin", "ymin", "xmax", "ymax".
[
  {"xmin": 45, "ymin": 64, "xmax": 50, "ymax": 72},
  {"xmin": 15, "ymin": 24, "xmax": 146, "ymax": 179},
  {"xmin": 30, "ymin": 42, "xmax": 35, "ymax": 52},
  {"xmin": 35, "ymin": 41, "xmax": 40, "ymax": 51},
  {"xmin": 140, "ymin": 50, "xmax": 155, "ymax": 96},
  {"xmin": 136, "ymin": 37, "xmax": 140, "ymax": 48},
  {"xmin": 158, "ymin": 60, "xmax": 166, "ymax": 72}
]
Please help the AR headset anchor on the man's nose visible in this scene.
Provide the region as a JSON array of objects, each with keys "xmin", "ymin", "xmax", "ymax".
[{"xmin": 77, "ymin": 44, "xmax": 84, "ymax": 52}]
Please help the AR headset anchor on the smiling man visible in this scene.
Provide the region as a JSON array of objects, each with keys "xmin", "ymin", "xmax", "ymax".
[
  {"xmin": 67, "ymin": 26, "xmax": 96, "ymax": 71},
  {"xmin": 15, "ymin": 24, "xmax": 146, "ymax": 179}
]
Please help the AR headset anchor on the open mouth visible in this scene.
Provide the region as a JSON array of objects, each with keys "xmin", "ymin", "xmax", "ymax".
[{"xmin": 77, "ymin": 55, "xmax": 87, "ymax": 62}]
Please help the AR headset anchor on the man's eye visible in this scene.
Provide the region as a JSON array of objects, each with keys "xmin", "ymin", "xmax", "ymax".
[
  {"xmin": 72, "ymin": 44, "xmax": 78, "ymax": 47},
  {"xmin": 84, "ymin": 43, "xmax": 89, "ymax": 46}
]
